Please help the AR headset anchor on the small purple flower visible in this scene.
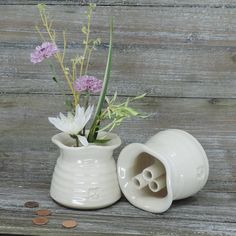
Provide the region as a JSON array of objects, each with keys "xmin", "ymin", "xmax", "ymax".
[
  {"xmin": 31, "ymin": 42, "xmax": 59, "ymax": 64},
  {"xmin": 74, "ymin": 75, "xmax": 103, "ymax": 94}
]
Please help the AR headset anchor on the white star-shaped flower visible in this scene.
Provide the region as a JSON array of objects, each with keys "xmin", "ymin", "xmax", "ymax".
[{"xmin": 48, "ymin": 105, "xmax": 94, "ymax": 146}]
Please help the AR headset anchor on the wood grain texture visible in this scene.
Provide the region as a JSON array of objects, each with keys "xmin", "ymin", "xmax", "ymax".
[
  {"xmin": 2, "ymin": 46, "xmax": 236, "ymax": 98},
  {"xmin": 0, "ymin": 186, "xmax": 235, "ymax": 236},
  {"xmin": 1, "ymin": 5, "xmax": 236, "ymax": 47},
  {"xmin": 1, "ymin": 5, "xmax": 236, "ymax": 97},
  {"xmin": 1, "ymin": 0, "xmax": 236, "ymax": 7},
  {"xmin": 1, "ymin": 94, "xmax": 236, "ymax": 193},
  {"xmin": 1, "ymin": 1, "xmax": 236, "ymax": 235}
]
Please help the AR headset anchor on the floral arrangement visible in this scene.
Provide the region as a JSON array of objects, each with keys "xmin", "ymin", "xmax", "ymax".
[{"xmin": 31, "ymin": 3, "xmax": 146, "ymax": 147}]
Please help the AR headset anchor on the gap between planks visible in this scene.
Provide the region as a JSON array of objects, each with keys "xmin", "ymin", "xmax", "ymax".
[{"xmin": 1, "ymin": 1, "xmax": 236, "ymax": 9}]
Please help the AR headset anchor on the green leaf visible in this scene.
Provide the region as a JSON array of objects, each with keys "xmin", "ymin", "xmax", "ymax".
[
  {"xmin": 94, "ymin": 139, "xmax": 111, "ymax": 144},
  {"xmin": 124, "ymin": 97, "xmax": 130, "ymax": 107},
  {"xmin": 130, "ymin": 93, "xmax": 147, "ymax": 101},
  {"xmin": 82, "ymin": 26, "xmax": 87, "ymax": 34},
  {"xmin": 37, "ymin": 3, "xmax": 46, "ymax": 11},
  {"xmin": 126, "ymin": 107, "xmax": 139, "ymax": 116},
  {"xmin": 110, "ymin": 91, "xmax": 117, "ymax": 103},
  {"xmin": 105, "ymin": 96, "xmax": 110, "ymax": 104},
  {"xmin": 89, "ymin": 3, "xmax": 96, "ymax": 10},
  {"xmin": 88, "ymin": 17, "xmax": 114, "ymax": 143}
]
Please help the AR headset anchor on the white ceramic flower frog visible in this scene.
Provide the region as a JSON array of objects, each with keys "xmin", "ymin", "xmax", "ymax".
[{"xmin": 117, "ymin": 129, "xmax": 209, "ymax": 213}]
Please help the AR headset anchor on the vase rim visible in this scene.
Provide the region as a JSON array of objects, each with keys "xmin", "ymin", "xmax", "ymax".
[{"xmin": 51, "ymin": 131, "xmax": 122, "ymax": 150}]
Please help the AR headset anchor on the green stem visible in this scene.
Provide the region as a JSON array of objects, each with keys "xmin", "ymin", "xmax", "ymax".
[
  {"xmin": 84, "ymin": 48, "xmax": 93, "ymax": 75},
  {"xmin": 88, "ymin": 18, "xmax": 114, "ymax": 143},
  {"xmin": 82, "ymin": 91, "xmax": 90, "ymax": 136},
  {"xmin": 38, "ymin": 5, "xmax": 77, "ymax": 110},
  {"xmin": 85, "ymin": 91, "xmax": 90, "ymax": 109},
  {"xmin": 80, "ymin": 9, "xmax": 92, "ymax": 76},
  {"xmin": 49, "ymin": 61, "xmax": 57, "ymax": 80},
  {"xmin": 76, "ymin": 136, "xmax": 79, "ymax": 147},
  {"xmin": 70, "ymin": 134, "xmax": 79, "ymax": 147}
]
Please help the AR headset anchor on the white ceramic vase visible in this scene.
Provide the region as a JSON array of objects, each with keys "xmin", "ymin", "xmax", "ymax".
[
  {"xmin": 117, "ymin": 129, "xmax": 209, "ymax": 213},
  {"xmin": 50, "ymin": 131, "xmax": 122, "ymax": 209}
]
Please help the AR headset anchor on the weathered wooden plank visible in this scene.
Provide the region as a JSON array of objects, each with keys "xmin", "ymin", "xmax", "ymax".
[
  {"xmin": 0, "ymin": 149, "xmax": 235, "ymax": 193},
  {"xmin": 1, "ymin": 46, "xmax": 236, "ymax": 98},
  {"xmin": 0, "ymin": 94, "xmax": 236, "ymax": 193},
  {"xmin": 0, "ymin": 5, "xmax": 236, "ymax": 47},
  {"xmin": 1, "ymin": 187, "xmax": 235, "ymax": 223},
  {"xmin": 0, "ymin": 2, "xmax": 235, "ymax": 236},
  {"xmin": 1, "ymin": 5, "xmax": 236, "ymax": 98},
  {"xmin": 1, "ymin": 5, "xmax": 236, "ymax": 47},
  {"xmin": 1, "ymin": 0, "xmax": 236, "ymax": 7},
  {"xmin": 0, "ymin": 187, "xmax": 235, "ymax": 236},
  {"xmin": 1, "ymin": 213, "xmax": 235, "ymax": 236},
  {"xmin": 1, "ymin": 94, "xmax": 236, "ymax": 150}
]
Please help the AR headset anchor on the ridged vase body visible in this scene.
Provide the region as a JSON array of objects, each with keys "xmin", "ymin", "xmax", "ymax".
[{"xmin": 50, "ymin": 132, "xmax": 121, "ymax": 209}]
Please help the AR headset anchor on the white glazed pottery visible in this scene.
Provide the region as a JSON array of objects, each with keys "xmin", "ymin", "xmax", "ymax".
[
  {"xmin": 50, "ymin": 131, "xmax": 122, "ymax": 209},
  {"xmin": 117, "ymin": 129, "xmax": 209, "ymax": 213}
]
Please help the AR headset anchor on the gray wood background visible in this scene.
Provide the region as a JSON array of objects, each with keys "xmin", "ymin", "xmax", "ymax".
[{"xmin": 0, "ymin": 0, "xmax": 236, "ymax": 235}]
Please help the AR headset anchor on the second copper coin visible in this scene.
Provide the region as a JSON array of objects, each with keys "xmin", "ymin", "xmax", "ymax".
[{"xmin": 35, "ymin": 209, "xmax": 52, "ymax": 216}]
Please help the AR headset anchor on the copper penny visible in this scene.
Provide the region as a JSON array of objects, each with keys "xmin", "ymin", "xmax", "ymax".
[
  {"xmin": 35, "ymin": 209, "xmax": 52, "ymax": 216},
  {"xmin": 24, "ymin": 201, "xmax": 39, "ymax": 208},
  {"xmin": 32, "ymin": 217, "xmax": 49, "ymax": 225},
  {"xmin": 62, "ymin": 220, "xmax": 78, "ymax": 228}
]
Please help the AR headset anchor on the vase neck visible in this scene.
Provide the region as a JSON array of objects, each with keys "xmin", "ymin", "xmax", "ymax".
[{"xmin": 58, "ymin": 146, "xmax": 115, "ymax": 166}]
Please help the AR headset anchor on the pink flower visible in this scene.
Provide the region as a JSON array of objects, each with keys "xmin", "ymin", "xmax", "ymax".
[
  {"xmin": 74, "ymin": 75, "xmax": 103, "ymax": 94},
  {"xmin": 31, "ymin": 42, "xmax": 59, "ymax": 64}
]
